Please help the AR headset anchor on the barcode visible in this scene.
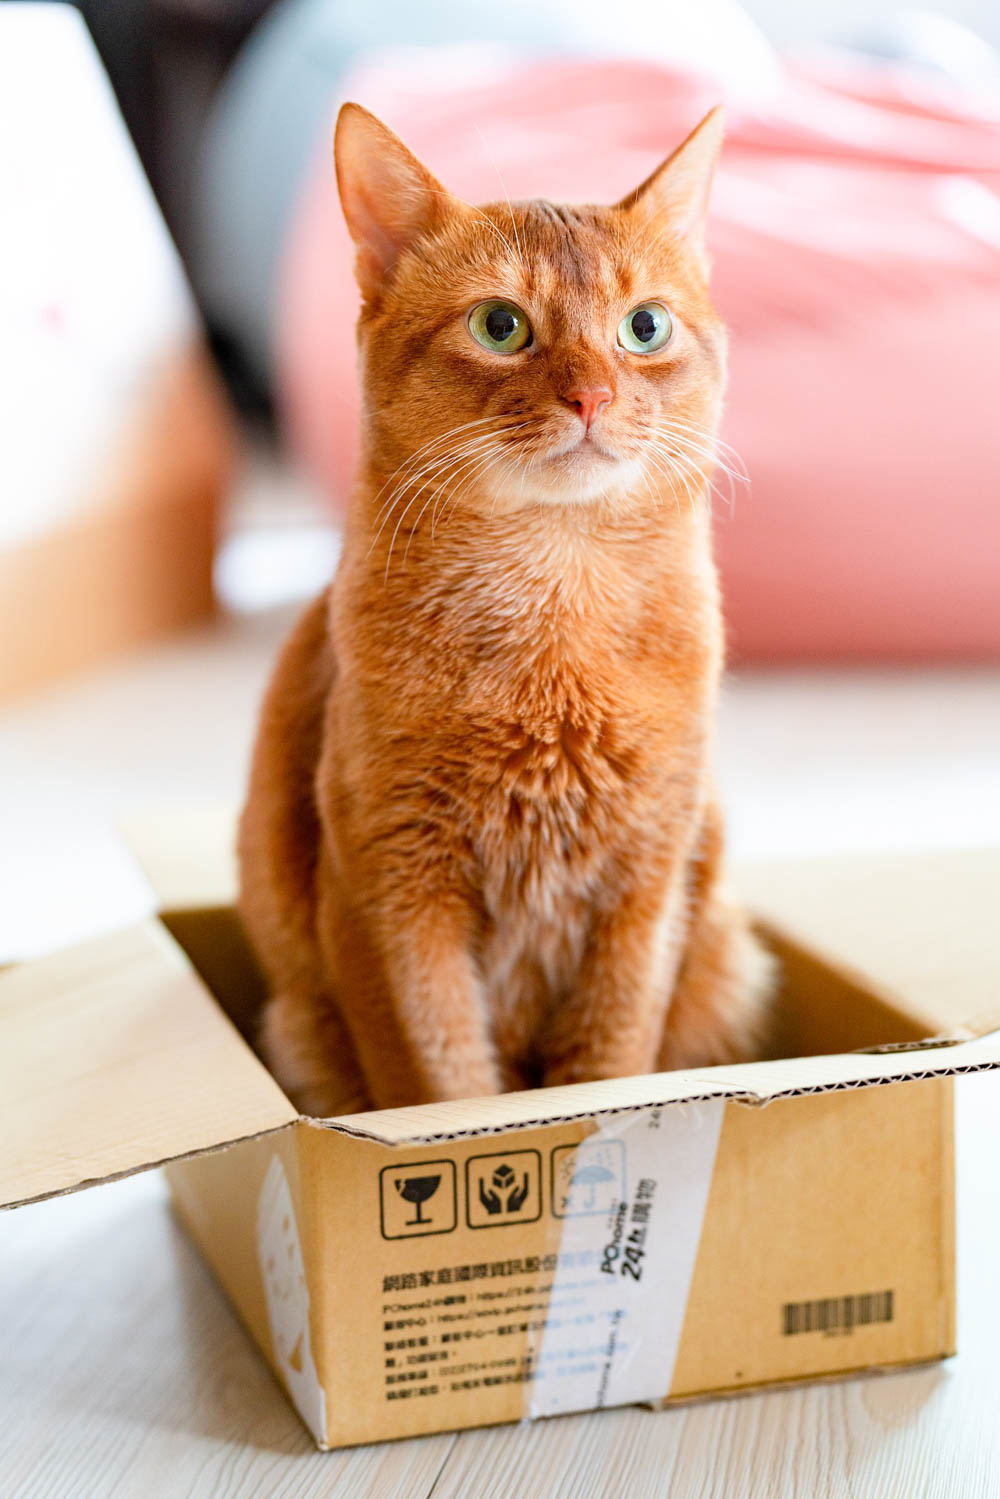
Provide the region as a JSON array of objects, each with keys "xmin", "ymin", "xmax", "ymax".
[{"xmin": 782, "ymin": 1290, "xmax": 894, "ymax": 1337}]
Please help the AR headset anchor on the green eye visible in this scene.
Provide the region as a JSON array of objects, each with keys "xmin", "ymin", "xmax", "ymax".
[
  {"xmin": 618, "ymin": 302, "xmax": 673, "ymax": 354},
  {"xmin": 468, "ymin": 300, "xmax": 532, "ymax": 354}
]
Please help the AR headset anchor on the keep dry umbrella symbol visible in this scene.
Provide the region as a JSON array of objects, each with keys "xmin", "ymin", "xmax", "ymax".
[{"xmin": 567, "ymin": 1161, "xmax": 616, "ymax": 1212}]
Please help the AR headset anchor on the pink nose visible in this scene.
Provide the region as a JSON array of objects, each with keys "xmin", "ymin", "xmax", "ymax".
[{"xmin": 563, "ymin": 386, "xmax": 612, "ymax": 432}]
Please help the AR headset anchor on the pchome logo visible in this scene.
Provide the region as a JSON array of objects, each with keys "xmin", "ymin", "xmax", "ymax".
[{"xmin": 600, "ymin": 1201, "xmax": 629, "ymax": 1275}]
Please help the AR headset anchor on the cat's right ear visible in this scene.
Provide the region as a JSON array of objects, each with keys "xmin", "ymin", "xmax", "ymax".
[
  {"xmin": 615, "ymin": 106, "xmax": 725, "ymax": 258},
  {"xmin": 335, "ymin": 103, "xmax": 458, "ymax": 300}
]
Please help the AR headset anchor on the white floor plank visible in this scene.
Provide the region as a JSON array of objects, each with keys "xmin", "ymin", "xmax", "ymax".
[{"xmin": 0, "ymin": 1174, "xmax": 454, "ymax": 1499}]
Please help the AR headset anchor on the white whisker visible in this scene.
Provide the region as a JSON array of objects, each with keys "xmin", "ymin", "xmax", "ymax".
[
  {"xmin": 643, "ymin": 447, "xmax": 691, "ymax": 516},
  {"xmin": 378, "ymin": 436, "xmax": 505, "ymax": 573},
  {"xmin": 405, "ymin": 439, "xmax": 509, "ymax": 561},
  {"xmin": 655, "ymin": 419, "xmax": 749, "ymax": 481},
  {"xmin": 474, "ymin": 125, "xmax": 524, "ymax": 271},
  {"xmin": 369, "ymin": 426, "xmax": 513, "ymax": 555},
  {"xmin": 423, "ymin": 184, "xmax": 520, "ymax": 266},
  {"xmin": 439, "ymin": 445, "xmax": 520, "ymax": 534},
  {"xmin": 368, "ymin": 417, "xmax": 500, "ymax": 532},
  {"xmin": 378, "ymin": 424, "xmax": 530, "ymax": 577}
]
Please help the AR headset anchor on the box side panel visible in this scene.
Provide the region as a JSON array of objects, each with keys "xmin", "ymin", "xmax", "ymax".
[
  {"xmin": 158, "ymin": 907, "xmax": 267, "ymax": 1045},
  {"xmin": 761, "ymin": 924, "xmax": 929, "ymax": 1058},
  {"xmin": 165, "ymin": 1123, "xmax": 328, "ymax": 1445},
  {"xmin": 300, "ymin": 1120, "xmax": 576, "ymax": 1448},
  {"xmin": 737, "ymin": 849, "xmax": 1000, "ymax": 1038},
  {"xmin": 172, "ymin": 1079, "xmax": 955, "ymax": 1451},
  {"xmin": 939, "ymin": 1079, "xmax": 956, "ymax": 1358},
  {"xmin": 166, "ymin": 1141, "xmax": 278, "ymax": 1366},
  {"xmin": 670, "ymin": 1077, "xmax": 955, "ymax": 1395},
  {"xmin": 303, "ymin": 1106, "xmax": 725, "ymax": 1446}
]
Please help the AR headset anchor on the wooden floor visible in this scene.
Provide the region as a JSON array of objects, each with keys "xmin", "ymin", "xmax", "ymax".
[{"xmin": 3, "ymin": 1071, "xmax": 998, "ymax": 1498}]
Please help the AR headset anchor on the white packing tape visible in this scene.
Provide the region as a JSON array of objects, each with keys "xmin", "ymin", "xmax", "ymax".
[
  {"xmin": 529, "ymin": 1100, "xmax": 725, "ymax": 1417},
  {"xmin": 256, "ymin": 1153, "xmax": 328, "ymax": 1444}
]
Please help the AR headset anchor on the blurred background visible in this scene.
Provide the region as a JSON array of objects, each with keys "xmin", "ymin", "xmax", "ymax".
[{"xmin": 1, "ymin": 0, "xmax": 998, "ymax": 960}]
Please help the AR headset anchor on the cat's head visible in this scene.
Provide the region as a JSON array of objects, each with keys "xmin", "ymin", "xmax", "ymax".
[{"xmin": 335, "ymin": 102, "xmax": 726, "ymax": 515}]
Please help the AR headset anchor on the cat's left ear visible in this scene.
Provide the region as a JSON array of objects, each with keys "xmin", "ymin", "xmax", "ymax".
[
  {"xmin": 335, "ymin": 103, "xmax": 465, "ymax": 300},
  {"xmin": 616, "ymin": 106, "xmax": 724, "ymax": 255}
]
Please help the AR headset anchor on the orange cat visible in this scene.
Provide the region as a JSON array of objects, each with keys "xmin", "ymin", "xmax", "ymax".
[{"xmin": 238, "ymin": 102, "xmax": 772, "ymax": 1115}]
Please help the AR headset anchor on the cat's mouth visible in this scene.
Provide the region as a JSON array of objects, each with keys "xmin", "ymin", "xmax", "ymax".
[
  {"xmin": 546, "ymin": 432, "xmax": 620, "ymax": 466},
  {"xmin": 511, "ymin": 431, "xmax": 645, "ymax": 505}
]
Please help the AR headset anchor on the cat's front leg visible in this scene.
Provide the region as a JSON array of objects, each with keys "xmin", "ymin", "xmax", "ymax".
[
  {"xmin": 324, "ymin": 867, "xmax": 502, "ymax": 1107},
  {"xmin": 541, "ymin": 865, "xmax": 690, "ymax": 1087},
  {"xmin": 380, "ymin": 897, "xmax": 502, "ymax": 1103}
]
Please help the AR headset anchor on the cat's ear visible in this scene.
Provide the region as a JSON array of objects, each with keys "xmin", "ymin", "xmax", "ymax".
[
  {"xmin": 335, "ymin": 103, "xmax": 460, "ymax": 298},
  {"xmin": 616, "ymin": 106, "xmax": 724, "ymax": 254}
]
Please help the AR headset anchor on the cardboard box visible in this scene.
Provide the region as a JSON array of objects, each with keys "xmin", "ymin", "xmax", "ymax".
[{"xmin": 2, "ymin": 817, "xmax": 998, "ymax": 1451}]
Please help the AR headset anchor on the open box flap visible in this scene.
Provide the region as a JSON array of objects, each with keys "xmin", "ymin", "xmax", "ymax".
[
  {"xmin": 318, "ymin": 1027, "xmax": 1000, "ymax": 1146},
  {"xmin": 736, "ymin": 846, "xmax": 1000, "ymax": 1039},
  {"xmin": 0, "ymin": 919, "xmax": 297, "ymax": 1210},
  {"xmin": 119, "ymin": 804, "xmax": 238, "ymax": 911}
]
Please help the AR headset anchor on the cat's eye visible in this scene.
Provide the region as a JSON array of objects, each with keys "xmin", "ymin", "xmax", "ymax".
[
  {"xmin": 618, "ymin": 302, "xmax": 673, "ymax": 354},
  {"xmin": 468, "ymin": 300, "xmax": 532, "ymax": 354}
]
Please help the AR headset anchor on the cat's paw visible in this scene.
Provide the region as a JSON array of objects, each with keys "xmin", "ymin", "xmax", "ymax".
[
  {"xmin": 543, "ymin": 1038, "xmax": 661, "ymax": 1088},
  {"xmin": 542, "ymin": 1054, "xmax": 611, "ymax": 1089},
  {"xmin": 417, "ymin": 1053, "xmax": 505, "ymax": 1103}
]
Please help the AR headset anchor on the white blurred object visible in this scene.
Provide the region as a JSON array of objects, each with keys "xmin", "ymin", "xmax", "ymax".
[
  {"xmin": 214, "ymin": 438, "xmax": 340, "ymax": 612},
  {"xmin": 215, "ymin": 525, "xmax": 340, "ymax": 612},
  {"xmin": 0, "ymin": 4, "xmax": 195, "ymax": 547},
  {"xmin": 844, "ymin": 7, "xmax": 1000, "ymax": 90}
]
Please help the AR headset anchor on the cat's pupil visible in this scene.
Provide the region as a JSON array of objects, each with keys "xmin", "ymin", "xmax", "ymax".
[
  {"xmin": 485, "ymin": 307, "xmax": 517, "ymax": 342},
  {"xmin": 631, "ymin": 309, "xmax": 658, "ymax": 343}
]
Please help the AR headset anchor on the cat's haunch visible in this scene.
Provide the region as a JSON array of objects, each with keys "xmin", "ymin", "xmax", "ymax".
[{"xmin": 238, "ymin": 102, "xmax": 773, "ymax": 1115}]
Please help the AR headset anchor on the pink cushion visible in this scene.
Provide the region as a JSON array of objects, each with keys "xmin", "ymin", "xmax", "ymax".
[{"xmin": 276, "ymin": 49, "xmax": 1000, "ymax": 661}]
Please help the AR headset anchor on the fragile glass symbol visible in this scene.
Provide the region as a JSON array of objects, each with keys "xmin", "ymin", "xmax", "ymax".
[{"xmin": 395, "ymin": 1174, "xmax": 442, "ymax": 1225}]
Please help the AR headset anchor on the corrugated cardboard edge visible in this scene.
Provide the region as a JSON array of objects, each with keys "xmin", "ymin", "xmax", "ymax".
[
  {"xmin": 0, "ymin": 1122, "xmax": 297, "ymax": 1214},
  {"xmin": 311, "ymin": 1034, "xmax": 1000, "ymax": 1147}
]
